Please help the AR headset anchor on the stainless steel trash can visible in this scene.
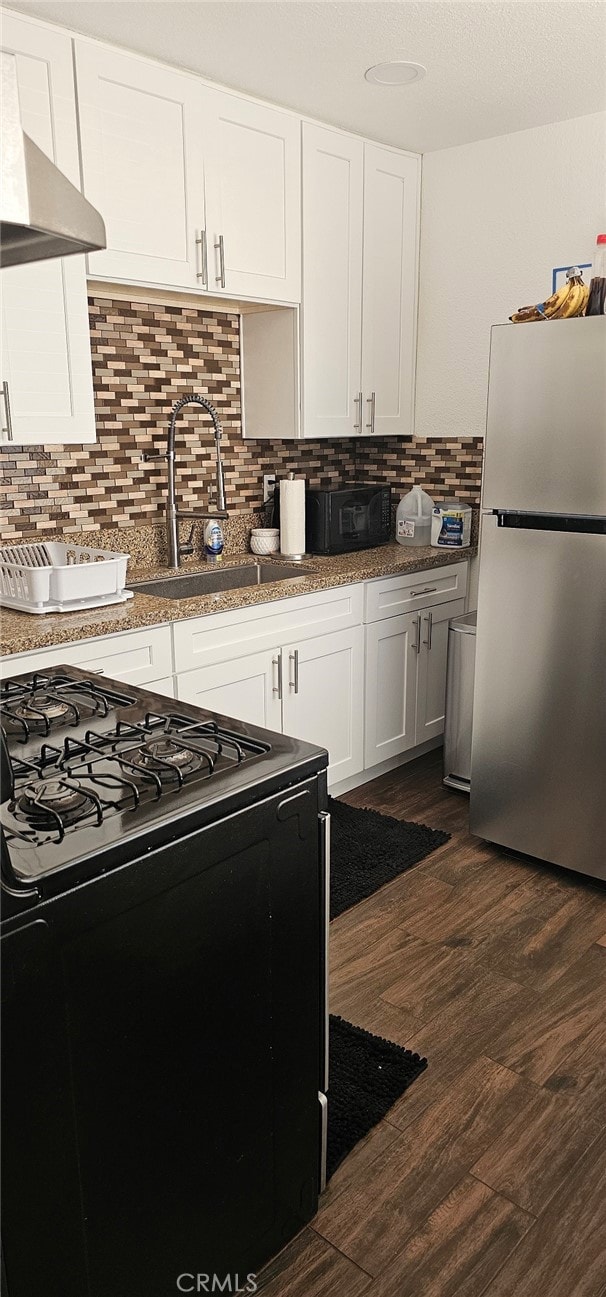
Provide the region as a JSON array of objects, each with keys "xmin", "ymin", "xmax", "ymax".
[{"xmin": 443, "ymin": 610, "xmax": 476, "ymax": 792}]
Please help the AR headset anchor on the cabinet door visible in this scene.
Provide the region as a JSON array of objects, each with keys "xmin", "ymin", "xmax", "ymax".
[
  {"xmin": 301, "ymin": 124, "xmax": 363, "ymax": 438},
  {"xmin": 0, "ymin": 626, "xmax": 173, "ymax": 687},
  {"xmin": 361, "ymin": 145, "xmax": 420, "ymax": 437},
  {"xmin": 364, "ymin": 611, "xmax": 419, "ymax": 768},
  {"xmin": 75, "ymin": 42, "xmax": 207, "ymax": 288},
  {"xmin": 205, "ymin": 91, "xmax": 301, "ymax": 302},
  {"xmin": 416, "ymin": 598, "xmax": 466, "ymax": 743},
  {"xmin": 175, "ymin": 651, "xmax": 282, "ymax": 731},
  {"xmin": 0, "ymin": 18, "xmax": 95, "ymax": 445},
  {"xmin": 282, "ymin": 626, "xmax": 364, "ymax": 785}
]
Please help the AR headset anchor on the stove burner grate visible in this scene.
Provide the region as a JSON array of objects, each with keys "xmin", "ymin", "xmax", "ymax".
[
  {"xmin": 124, "ymin": 735, "xmax": 211, "ymax": 783},
  {"xmin": 0, "ymin": 673, "xmax": 135, "ymax": 741},
  {"xmin": 13, "ymin": 778, "xmax": 103, "ymax": 841}
]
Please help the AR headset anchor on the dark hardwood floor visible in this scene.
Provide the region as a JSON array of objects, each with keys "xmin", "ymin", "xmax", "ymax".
[{"xmin": 259, "ymin": 749, "xmax": 606, "ymax": 1297}]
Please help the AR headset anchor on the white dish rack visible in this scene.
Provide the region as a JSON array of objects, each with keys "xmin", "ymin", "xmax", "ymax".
[{"xmin": 0, "ymin": 542, "xmax": 134, "ymax": 615}]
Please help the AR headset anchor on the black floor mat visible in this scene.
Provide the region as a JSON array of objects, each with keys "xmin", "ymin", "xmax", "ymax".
[
  {"xmin": 327, "ymin": 1015, "xmax": 427, "ymax": 1178},
  {"xmin": 329, "ymin": 796, "xmax": 450, "ymax": 919}
]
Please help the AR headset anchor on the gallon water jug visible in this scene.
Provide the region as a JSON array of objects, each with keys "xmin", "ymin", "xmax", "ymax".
[{"xmin": 396, "ymin": 485, "xmax": 435, "ymax": 547}]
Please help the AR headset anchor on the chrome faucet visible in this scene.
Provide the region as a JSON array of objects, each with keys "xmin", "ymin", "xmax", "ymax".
[{"xmin": 144, "ymin": 393, "xmax": 228, "ymax": 567}]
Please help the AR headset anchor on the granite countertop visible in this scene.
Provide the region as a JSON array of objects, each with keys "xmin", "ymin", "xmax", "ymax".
[{"xmin": 0, "ymin": 543, "xmax": 476, "ymax": 658}]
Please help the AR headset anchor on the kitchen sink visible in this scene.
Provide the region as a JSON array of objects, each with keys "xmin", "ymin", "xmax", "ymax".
[{"xmin": 128, "ymin": 562, "xmax": 311, "ymax": 600}]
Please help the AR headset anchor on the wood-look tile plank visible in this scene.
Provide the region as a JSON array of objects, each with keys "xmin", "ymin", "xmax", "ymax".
[
  {"xmin": 318, "ymin": 1119, "xmax": 402, "ymax": 1212},
  {"xmin": 470, "ymin": 878, "xmax": 606, "ymax": 990},
  {"xmin": 481, "ymin": 1133, "xmax": 606, "ymax": 1297},
  {"xmin": 543, "ymin": 1017, "xmax": 606, "ymax": 1119},
  {"xmin": 329, "ymin": 876, "xmax": 451, "ymax": 974},
  {"xmin": 419, "ymin": 843, "xmax": 531, "ymax": 890},
  {"xmin": 257, "ymin": 1227, "xmax": 371, "ymax": 1297},
  {"xmin": 313, "ymin": 1055, "xmax": 535, "ymax": 1275},
  {"xmin": 329, "ymin": 931, "xmax": 425, "ymax": 1027},
  {"xmin": 387, "ymin": 971, "xmax": 535, "ymax": 1131},
  {"xmin": 369, "ymin": 1174, "xmax": 534, "ymax": 1297},
  {"xmin": 487, "ymin": 943, "xmax": 606, "ymax": 1084},
  {"xmin": 387, "ymin": 868, "xmax": 528, "ymax": 946},
  {"xmin": 472, "ymin": 1089, "xmax": 602, "ymax": 1215},
  {"xmin": 379, "ymin": 937, "xmax": 491, "ymax": 1022}
]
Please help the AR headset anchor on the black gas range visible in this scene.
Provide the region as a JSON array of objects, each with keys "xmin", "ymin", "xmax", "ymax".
[
  {"xmin": 1, "ymin": 666, "xmax": 329, "ymax": 1296},
  {"xmin": 0, "ymin": 664, "xmax": 327, "ymax": 898}
]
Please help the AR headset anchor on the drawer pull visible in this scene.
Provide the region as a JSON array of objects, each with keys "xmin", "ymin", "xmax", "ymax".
[{"xmin": 410, "ymin": 586, "xmax": 437, "ymax": 597}]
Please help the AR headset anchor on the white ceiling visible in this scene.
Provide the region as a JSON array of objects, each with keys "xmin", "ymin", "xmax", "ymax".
[{"xmin": 5, "ymin": 0, "xmax": 606, "ymax": 152}]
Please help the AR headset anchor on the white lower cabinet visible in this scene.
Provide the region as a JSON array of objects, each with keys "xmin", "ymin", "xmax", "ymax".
[
  {"xmin": 281, "ymin": 627, "xmax": 364, "ymax": 785},
  {"xmin": 415, "ymin": 601, "xmax": 464, "ymax": 743},
  {"xmin": 364, "ymin": 598, "xmax": 465, "ymax": 768},
  {"xmin": 176, "ymin": 649, "xmax": 282, "ymax": 731},
  {"xmin": 0, "ymin": 626, "xmax": 173, "ymax": 687},
  {"xmin": 175, "ymin": 625, "xmax": 364, "ymax": 787},
  {"xmin": 365, "ymin": 611, "xmax": 419, "ymax": 766}
]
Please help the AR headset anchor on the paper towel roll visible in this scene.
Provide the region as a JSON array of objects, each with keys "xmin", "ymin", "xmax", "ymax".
[{"xmin": 279, "ymin": 474, "xmax": 306, "ymax": 557}]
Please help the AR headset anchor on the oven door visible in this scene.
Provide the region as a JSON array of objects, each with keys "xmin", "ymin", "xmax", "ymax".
[
  {"xmin": 1, "ymin": 779, "xmax": 323, "ymax": 1295},
  {"xmin": 331, "ymin": 488, "xmax": 388, "ymax": 551}
]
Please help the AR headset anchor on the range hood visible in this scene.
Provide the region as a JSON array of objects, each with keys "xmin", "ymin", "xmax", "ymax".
[{"xmin": 1, "ymin": 52, "xmax": 106, "ymax": 267}]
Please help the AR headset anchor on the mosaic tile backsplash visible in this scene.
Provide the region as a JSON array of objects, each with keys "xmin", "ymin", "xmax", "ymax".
[{"xmin": 1, "ymin": 296, "xmax": 483, "ymax": 543}]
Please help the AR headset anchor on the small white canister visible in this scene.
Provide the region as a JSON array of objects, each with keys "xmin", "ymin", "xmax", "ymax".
[{"xmin": 431, "ymin": 500, "xmax": 472, "ymax": 549}]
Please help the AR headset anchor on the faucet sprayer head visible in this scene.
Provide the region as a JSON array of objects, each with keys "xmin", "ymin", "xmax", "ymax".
[{"xmin": 169, "ymin": 393, "xmax": 223, "ymax": 439}]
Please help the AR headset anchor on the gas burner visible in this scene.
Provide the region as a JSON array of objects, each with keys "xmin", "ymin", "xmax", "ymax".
[
  {"xmin": 123, "ymin": 737, "xmax": 208, "ymax": 782},
  {"xmin": 12, "ymin": 692, "xmax": 72, "ymax": 728},
  {"xmin": 16, "ymin": 779, "xmax": 92, "ymax": 828}
]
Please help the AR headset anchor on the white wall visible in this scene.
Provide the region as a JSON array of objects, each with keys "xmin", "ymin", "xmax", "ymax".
[{"xmin": 415, "ymin": 111, "xmax": 606, "ymax": 440}]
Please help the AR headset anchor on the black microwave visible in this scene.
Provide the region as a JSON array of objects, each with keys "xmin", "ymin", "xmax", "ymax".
[{"xmin": 305, "ymin": 484, "xmax": 392, "ymax": 555}]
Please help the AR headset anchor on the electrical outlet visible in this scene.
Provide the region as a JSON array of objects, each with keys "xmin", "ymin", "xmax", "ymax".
[{"xmin": 263, "ymin": 474, "xmax": 276, "ymax": 504}]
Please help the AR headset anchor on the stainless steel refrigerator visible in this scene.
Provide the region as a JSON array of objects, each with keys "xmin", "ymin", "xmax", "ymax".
[{"xmin": 470, "ymin": 315, "xmax": 606, "ymax": 880}]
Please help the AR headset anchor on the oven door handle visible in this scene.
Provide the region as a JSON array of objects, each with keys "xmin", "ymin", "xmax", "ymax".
[{"xmin": 319, "ymin": 810, "xmax": 330, "ymax": 1094}]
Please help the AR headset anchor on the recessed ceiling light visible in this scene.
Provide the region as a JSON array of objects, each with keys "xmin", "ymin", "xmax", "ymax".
[{"xmin": 364, "ymin": 61, "xmax": 426, "ymax": 86}]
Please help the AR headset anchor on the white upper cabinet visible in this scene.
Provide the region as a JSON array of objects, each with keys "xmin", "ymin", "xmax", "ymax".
[
  {"xmin": 361, "ymin": 145, "xmax": 420, "ymax": 438},
  {"xmin": 205, "ymin": 92, "xmax": 301, "ymax": 301},
  {"xmin": 301, "ymin": 124, "xmax": 364, "ymax": 438},
  {"xmin": 298, "ymin": 125, "xmax": 420, "ymax": 440},
  {"xmin": 74, "ymin": 42, "xmax": 207, "ymax": 289},
  {"xmin": 0, "ymin": 15, "xmax": 95, "ymax": 445},
  {"xmin": 74, "ymin": 45, "xmax": 301, "ymax": 301}
]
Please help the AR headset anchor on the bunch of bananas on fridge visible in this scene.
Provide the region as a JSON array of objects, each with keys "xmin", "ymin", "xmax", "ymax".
[{"xmin": 510, "ymin": 267, "xmax": 590, "ymax": 322}]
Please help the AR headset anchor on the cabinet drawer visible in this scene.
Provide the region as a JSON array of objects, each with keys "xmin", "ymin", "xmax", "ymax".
[
  {"xmin": 1, "ymin": 626, "xmax": 173, "ymax": 686},
  {"xmin": 173, "ymin": 584, "xmax": 364, "ymax": 673},
  {"xmin": 364, "ymin": 562, "xmax": 468, "ymax": 622}
]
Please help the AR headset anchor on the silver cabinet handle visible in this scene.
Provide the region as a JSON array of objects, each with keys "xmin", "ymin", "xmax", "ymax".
[
  {"xmin": 353, "ymin": 391, "xmax": 363, "ymax": 431},
  {"xmin": 289, "ymin": 649, "xmax": 299, "ymax": 693},
  {"xmin": 411, "ymin": 586, "xmax": 437, "ymax": 597},
  {"xmin": 365, "ymin": 391, "xmax": 376, "ymax": 434},
  {"xmin": 195, "ymin": 229, "xmax": 208, "ymax": 285},
  {"xmin": 214, "ymin": 234, "xmax": 226, "ymax": 288},
  {"xmin": 1, "ymin": 381, "xmax": 13, "ymax": 442},
  {"xmin": 272, "ymin": 653, "xmax": 283, "ymax": 700},
  {"xmin": 411, "ymin": 613, "xmax": 421, "ymax": 654},
  {"xmin": 422, "ymin": 611, "xmax": 433, "ymax": 650}
]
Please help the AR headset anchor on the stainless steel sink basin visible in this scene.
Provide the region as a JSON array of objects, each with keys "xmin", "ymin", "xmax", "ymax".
[{"xmin": 128, "ymin": 562, "xmax": 311, "ymax": 600}]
